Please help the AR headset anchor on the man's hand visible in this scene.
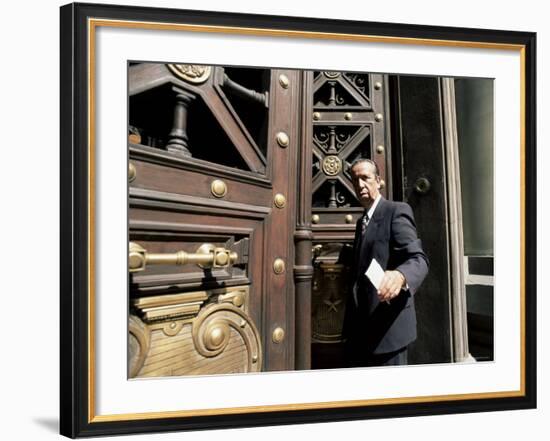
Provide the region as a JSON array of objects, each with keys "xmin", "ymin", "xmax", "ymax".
[{"xmin": 378, "ymin": 270, "xmax": 406, "ymax": 302}]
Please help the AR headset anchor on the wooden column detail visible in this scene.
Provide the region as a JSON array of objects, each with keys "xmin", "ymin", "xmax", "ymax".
[{"xmin": 294, "ymin": 71, "xmax": 314, "ymax": 370}]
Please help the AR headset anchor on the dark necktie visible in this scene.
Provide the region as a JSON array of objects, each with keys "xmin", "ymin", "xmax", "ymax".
[
  {"xmin": 353, "ymin": 211, "xmax": 370, "ymax": 307},
  {"xmin": 361, "ymin": 212, "xmax": 369, "ymax": 236}
]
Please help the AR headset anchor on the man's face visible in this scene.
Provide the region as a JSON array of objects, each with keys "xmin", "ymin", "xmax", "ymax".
[{"xmin": 351, "ymin": 161, "xmax": 381, "ymax": 208}]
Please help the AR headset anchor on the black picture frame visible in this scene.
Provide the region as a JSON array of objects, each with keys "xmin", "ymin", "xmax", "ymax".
[{"xmin": 60, "ymin": 2, "xmax": 537, "ymax": 438}]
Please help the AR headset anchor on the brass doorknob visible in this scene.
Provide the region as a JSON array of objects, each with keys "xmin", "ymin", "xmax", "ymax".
[{"xmin": 129, "ymin": 242, "xmax": 238, "ymax": 273}]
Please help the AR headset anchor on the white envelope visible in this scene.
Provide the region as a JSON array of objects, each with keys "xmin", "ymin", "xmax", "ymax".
[{"xmin": 365, "ymin": 258, "xmax": 384, "ymax": 290}]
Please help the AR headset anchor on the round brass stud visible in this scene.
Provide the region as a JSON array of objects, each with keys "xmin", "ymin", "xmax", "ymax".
[
  {"xmin": 279, "ymin": 74, "xmax": 289, "ymax": 89},
  {"xmin": 205, "ymin": 323, "xmax": 229, "ymax": 350},
  {"xmin": 169, "ymin": 322, "xmax": 177, "ymax": 329},
  {"xmin": 374, "ymin": 81, "xmax": 383, "ymax": 90},
  {"xmin": 240, "ymin": 320, "xmax": 247, "ymax": 328},
  {"xmin": 376, "ymin": 145, "xmax": 385, "ymax": 154},
  {"xmin": 128, "ymin": 132, "xmax": 141, "ymax": 144},
  {"xmin": 252, "ymin": 355, "xmax": 258, "ymax": 363},
  {"xmin": 345, "ymin": 214, "xmax": 353, "ymax": 224},
  {"xmin": 129, "ymin": 163, "xmax": 137, "ymax": 183},
  {"xmin": 233, "ymin": 293, "xmax": 245, "ymax": 307},
  {"xmin": 273, "ymin": 258, "xmax": 285, "ymax": 274},
  {"xmin": 276, "ymin": 132, "xmax": 290, "ymax": 148},
  {"xmin": 313, "ymin": 112, "xmax": 321, "ymax": 121},
  {"xmin": 344, "ymin": 112, "xmax": 353, "ymax": 121},
  {"xmin": 211, "ymin": 179, "xmax": 227, "ymax": 198},
  {"xmin": 375, "ymin": 113, "xmax": 384, "ymax": 122},
  {"xmin": 312, "ymin": 214, "xmax": 320, "ymax": 224},
  {"xmin": 272, "ymin": 327, "xmax": 285, "ymax": 344},
  {"xmin": 274, "ymin": 193, "xmax": 286, "ymax": 209}
]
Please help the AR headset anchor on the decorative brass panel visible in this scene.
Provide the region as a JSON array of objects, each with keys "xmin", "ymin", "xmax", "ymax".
[
  {"xmin": 129, "ymin": 286, "xmax": 262, "ymax": 377},
  {"xmin": 312, "ymin": 262, "xmax": 350, "ymax": 342}
]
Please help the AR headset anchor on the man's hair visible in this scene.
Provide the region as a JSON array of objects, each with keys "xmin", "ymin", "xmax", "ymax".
[{"xmin": 350, "ymin": 157, "xmax": 379, "ymax": 176}]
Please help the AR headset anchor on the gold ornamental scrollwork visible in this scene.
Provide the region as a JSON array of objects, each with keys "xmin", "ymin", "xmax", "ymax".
[
  {"xmin": 128, "ymin": 315, "xmax": 150, "ymax": 378},
  {"xmin": 322, "ymin": 155, "xmax": 342, "ymax": 176},
  {"xmin": 166, "ymin": 64, "xmax": 212, "ymax": 84},
  {"xmin": 192, "ymin": 303, "xmax": 262, "ymax": 372}
]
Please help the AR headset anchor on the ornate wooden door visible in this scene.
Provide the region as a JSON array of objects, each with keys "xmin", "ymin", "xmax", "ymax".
[
  {"xmin": 307, "ymin": 71, "xmax": 392, "ymax": 368},
  {"xmin": 127, "ymin": 64, "xmax": 301, "ymax": 377}
]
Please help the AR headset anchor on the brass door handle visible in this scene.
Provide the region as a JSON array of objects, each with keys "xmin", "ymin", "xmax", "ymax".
[{"xmin": 129, "ymin": 242, "xmax": 238, "ymax": 273}]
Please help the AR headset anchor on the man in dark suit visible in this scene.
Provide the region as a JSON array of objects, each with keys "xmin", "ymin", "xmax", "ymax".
[{"xmin": 343, "ymin": 158, "xmax": 429, "ymax": 367}]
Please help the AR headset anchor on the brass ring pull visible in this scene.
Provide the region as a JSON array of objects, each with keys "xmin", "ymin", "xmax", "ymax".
[{"xmin": 129, "ymin": 242, "xmax": 238, "ymax": 273}]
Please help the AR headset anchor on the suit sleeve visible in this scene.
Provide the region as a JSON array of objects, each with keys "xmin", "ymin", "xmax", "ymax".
[{"xmin": 391, "ymin": 203, "xmax": 429, "ymax": 295}]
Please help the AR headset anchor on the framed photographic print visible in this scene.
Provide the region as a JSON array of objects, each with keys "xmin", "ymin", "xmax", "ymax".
[{"xmin": 60, "ymin": 2, "xmax": 536, "ymax": 438}]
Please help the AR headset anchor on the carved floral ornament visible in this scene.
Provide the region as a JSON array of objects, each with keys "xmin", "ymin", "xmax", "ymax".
[{"xmin": 166, "ymin": 64, "xmax": 212, "ymax": 84}]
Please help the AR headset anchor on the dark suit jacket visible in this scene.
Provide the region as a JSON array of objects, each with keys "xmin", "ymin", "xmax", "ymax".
[{"xmin": 343, "ymin": 198, "xmax": 429, "ymax": 355}]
